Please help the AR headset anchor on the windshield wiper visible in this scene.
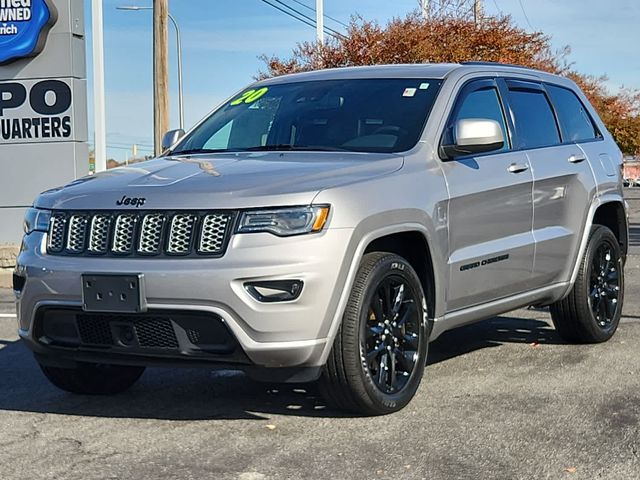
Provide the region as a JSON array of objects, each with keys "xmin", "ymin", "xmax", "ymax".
[
  {"xmin": 170, "ymin": 145, "xmax": 348, "ymax": 156},
  {"xmin": 170, "ymin": 148, "xmax": 239, "ymax": 156},
  {"xmin": 244, "ymin": 144, "xmax": 348, "ymax": 152}
]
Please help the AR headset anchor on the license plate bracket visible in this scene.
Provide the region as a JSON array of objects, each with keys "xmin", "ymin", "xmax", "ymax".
[{"xmin": 82, "ymin": 274, "xmax": 146, "ymax": 313}]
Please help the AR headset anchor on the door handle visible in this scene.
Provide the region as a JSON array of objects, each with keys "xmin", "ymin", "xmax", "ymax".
[
  {"xmin": 508, "ymin": 163, "xmax": 529, "ymax": 174},
  {"xmin": 568, "ymin": 154, "xmax": 586, "ymax": 164}
]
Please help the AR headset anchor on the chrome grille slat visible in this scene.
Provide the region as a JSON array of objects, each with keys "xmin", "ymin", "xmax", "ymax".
[
  {"xmin": 167, "ymin": 214, "xmax": 197, "ymax": 254},
  {"xmin": 88, "ymin": 214, "xmax": 112, "ymax": 253},
  {"xmin": 112, "ymin": 214, "xmax": 137, "ymax": 254},
  {"xmin": 66, "ymin": 215, "xmax": 88, "ymax": 253},
  {"xmin": 47, "ymin": 211, "xmax": 232, "ymax": 257},
  {"xmin": 199, "ymin": 214, "xmax": 231, "ymax": 254},
  {"xmin": 138, "ymin": 214, "xmax": 166, "ymax": 254},
  {"xmin": 48, "ymin": 215, "xmax": 66, "ymax": 252}
]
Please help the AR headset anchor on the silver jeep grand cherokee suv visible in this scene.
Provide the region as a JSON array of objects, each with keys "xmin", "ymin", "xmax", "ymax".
[{"xmin": 15, "ymin": 63, "xmax": 627, "ymax": 415}]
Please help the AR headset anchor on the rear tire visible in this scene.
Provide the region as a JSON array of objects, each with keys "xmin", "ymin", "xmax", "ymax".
[
  {"xmin": 550, "ymin": 225, "xmax": 624, "ymax": 343},
  {"xmin": 39, "ymin": 362, "xmax": 145, "ymax": 395},
  {"xmin": 319, "ymin": 252, "xmax": 429, "ymax": 415}
]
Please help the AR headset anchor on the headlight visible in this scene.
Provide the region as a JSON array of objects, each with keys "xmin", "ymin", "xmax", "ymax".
[
  {"xmin": 23, "ymin": 208, "xmax": 51, "ymax": 235},
  {"xmin": 237, "ymin": 205, "xmax": 330, "ymax": 236}
]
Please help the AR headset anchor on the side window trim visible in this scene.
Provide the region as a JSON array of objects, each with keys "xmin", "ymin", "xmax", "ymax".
[
  {"xmin": 438, "ymin": 77, "xmax": 513, "ymax": 161},
  {"xmin": 543, "ymin": 81, "xmax": 603, "ymax": 143},
  {"xmin": 500, "ymin": 78, "xmax": 562, "ymax": 150}
]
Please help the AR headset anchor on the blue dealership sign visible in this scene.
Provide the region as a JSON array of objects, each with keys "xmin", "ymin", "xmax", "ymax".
[{"xmin": 0, "ymin": 0, "xmax": 57, "ymax": 65}]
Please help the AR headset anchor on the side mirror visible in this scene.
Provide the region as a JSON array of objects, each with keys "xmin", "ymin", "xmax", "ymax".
[
  {"xmin": 161, "ymin": 129, "xmax": 185, "ymax": 151},
  {"xmin": 441, "ymin": 119, "xmax": 505, "ymax": 159}
]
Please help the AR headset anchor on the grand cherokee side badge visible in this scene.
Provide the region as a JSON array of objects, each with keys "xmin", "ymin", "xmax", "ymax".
[{"xmin": 116, "ymin": 195, "xmax": 146, "ymax": 207}]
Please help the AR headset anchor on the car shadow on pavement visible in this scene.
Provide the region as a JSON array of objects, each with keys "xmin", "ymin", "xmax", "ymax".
[
  {"xmin": 0, "ymin": 315, "xmax": 563, "ymax": 421},
  {"xmin": 427, "ymin": 314, "xmax": 562, "ymax": 365}
]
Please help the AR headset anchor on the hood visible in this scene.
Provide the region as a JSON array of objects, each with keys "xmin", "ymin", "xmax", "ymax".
[{"xmin": 35, "ymin": 151, "xmax": 404, "ymax": 210}]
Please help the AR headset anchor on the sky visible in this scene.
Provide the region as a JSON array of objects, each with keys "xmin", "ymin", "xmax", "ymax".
[{"xmin": 85, "ymin": 0, "xmax": 640, "ymax": 160}]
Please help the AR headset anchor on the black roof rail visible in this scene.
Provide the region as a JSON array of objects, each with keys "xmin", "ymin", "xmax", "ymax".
[{"xmin": 460, "ymin": 61, "xmax": 528, "ymax": 68}]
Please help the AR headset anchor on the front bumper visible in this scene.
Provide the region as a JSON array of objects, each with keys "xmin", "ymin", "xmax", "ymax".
[{"xmin": 15, "ymin": 227, "xmax": 355, "ymax": 369}]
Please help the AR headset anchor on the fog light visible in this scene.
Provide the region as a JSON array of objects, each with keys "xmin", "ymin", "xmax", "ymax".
[{"xmin": 244, "ymin": 280, "xmax": 303, "ymax": 303}]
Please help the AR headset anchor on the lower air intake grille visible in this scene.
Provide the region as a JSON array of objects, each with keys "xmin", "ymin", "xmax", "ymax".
[
  {"xmin": 135, "ymin": 318, "xmax": 179, "ymax": 348},
  {"xmin": 76, "ymin": 314, "xmax": 179, "ymax": 349},
  {"xmin": 47, "ymin": 210, "xmax": 234, "ymax": 257},
  {"xmin": 77, "ymin": 314, "xmax": 114, "ymax": 346}
]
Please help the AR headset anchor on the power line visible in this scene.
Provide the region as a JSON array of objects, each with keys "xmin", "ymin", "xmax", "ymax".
[
  {"xmin": 491, "ymin": 0, "xmax": 502, "ymax": 15},
  {"xmin": 105, "ymin": 145, "xmax": 154, "ymax": 151},
  {"xmin": 288, "ymin": 0, "xmax": 349, "ymax": 28},
  {"xmin": 260, "ymin": 0, "xmax": 315, "ymax": 29},
  {"xmin": 107, "ymin": 141, "xmax": 155, "ymax": 148},
  {"xmin": 271, "ymin": 0, "xmax": 345, "ymax": 38},
  {"xmin": 517, "ymin": 0, "xmax": 533, "ymax": 29},
  {"xmin": 258, "ymin": 0, "xmax": 345, "ymax": 39}
]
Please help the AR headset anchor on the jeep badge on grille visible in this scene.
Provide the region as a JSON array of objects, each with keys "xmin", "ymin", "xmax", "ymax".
[{"xmin": 116, "ymin": 196, "xmax": 146, "ymax": 207}]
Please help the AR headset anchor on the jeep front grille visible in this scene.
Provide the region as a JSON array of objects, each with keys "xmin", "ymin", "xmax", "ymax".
[{"xmin": 47, "ymin": 210, "xmax": 235, "ymax": 257}]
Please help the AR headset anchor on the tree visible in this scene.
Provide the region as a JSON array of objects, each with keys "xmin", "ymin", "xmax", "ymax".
[{"xmin": 258, "ymin": 12, "xmax": 640, "ymax": 156}]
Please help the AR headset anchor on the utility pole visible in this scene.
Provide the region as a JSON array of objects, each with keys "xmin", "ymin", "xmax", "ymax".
[
  {"xmin": 420, "ymin": 0, "xmax": 430, "ymax": 19},
  {"xmin": 153, "ymin": 0, "xmax": 170, "ymax": 156},
  {"xmin": 91, "ymin": 0, "xmax": 106, "ymax": 172},
  {"xmin": 315, "ymin": 0, "xmax": 324, "ymax": 44},
  {"xmin": 474, "ymin": 0, "xmax": 482, "ymax": 25}
]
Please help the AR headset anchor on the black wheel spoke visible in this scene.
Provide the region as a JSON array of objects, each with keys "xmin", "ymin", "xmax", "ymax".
[
  {"xmin": 604, "ymin": 285, "xmax": 619, "ymax": 299},
  {"xmin": 380, "ymin": 282, "xmax": 392, "ymax": 316},
  {"xmin": 395, "ymin": 348, "xmax": 416, "ymax": 373},
  {"xmin": 367, "ymin": 324, "xmax": 384, "ymax": 339},
  {"xmin": 361, "ymin": 273, "xmax": 422, "ymax": 395},
  {"xmin": 378, "ymin": 354, "xmax": 388, "ymax": 387},
  {"xmin": 403, "ymin": 332, "xmax": 419, "ymax": 349},
  {"xmin": 396, "ymin": 300, "xmax": 416, "ymax": 326},
  {"xmin": 389, "ymin": 350, "xmax": 397, "ymax": 389},
  {"xmin": 372, "ymin": 299, "xmax": 384, "ymax": 323},
  {"xmin": 366, "ymin": 343, "xmax": 385, "ymax": 364},
  {"xmin": 391, "ymin": 284, "xmax": 405, "ymax": 316}
]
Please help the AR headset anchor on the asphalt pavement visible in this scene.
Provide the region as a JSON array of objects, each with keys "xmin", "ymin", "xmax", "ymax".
[{"xmin": 1, "ymin": 192, "xmax": 639, "ymax": 480}]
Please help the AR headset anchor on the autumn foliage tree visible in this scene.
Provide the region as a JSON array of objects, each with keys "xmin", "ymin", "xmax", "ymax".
[{"xmin": 259, "ymin": 13, "xmax": 640, "ymax": 155}]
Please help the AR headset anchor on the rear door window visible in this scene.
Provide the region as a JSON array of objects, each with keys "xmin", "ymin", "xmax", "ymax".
[
  {"xmin": 507, "ymin": 86, "xmax": 561, "ymax": 149},
  {"xmin": 546, "ymin": 84, "xmax": 600, "ymax": 142}
]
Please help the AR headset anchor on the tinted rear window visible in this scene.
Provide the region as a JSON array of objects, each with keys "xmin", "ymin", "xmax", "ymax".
[
  {"xmin": 508, "ymin": 88, "xmax": 560, "ymax": 149},
  {"xmin": 546, "ymin": 84, "xmax": 600, "ymax": 142}
]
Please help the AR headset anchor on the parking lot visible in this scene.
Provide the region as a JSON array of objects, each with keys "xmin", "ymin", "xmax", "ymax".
[{"xmin": 1, "ymin": 192, "xmax": 639, "ymax": 480}]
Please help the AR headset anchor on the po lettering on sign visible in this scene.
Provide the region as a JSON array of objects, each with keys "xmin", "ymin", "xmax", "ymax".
[{"xmin": 0, "ymin": 79, "xmax": 73, "ymax": 142}]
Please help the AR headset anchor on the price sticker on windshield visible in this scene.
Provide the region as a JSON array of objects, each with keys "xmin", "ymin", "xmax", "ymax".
[{"xmin": 230, "ymin": 87, "xmax": 269, "ymax": 106}]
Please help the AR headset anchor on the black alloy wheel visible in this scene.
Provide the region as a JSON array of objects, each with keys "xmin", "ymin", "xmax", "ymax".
[
  {"xmin": 588, "ymin": 241, "xmax": 622, "ymax": 329},
  {"xmin": 319, "ymin": 252, "xmax": 429, "ymax": 415},
  {"xmin": 551, "ymin": 225, "xmax": 624, "ymax": 343},
  {"xmin": 362, "ymin": 276, "xmax": 421, "ymax": 394}
]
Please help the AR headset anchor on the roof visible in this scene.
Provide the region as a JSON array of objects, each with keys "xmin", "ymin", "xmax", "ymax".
[{"xmin": 257, "ymin": 62, "xmax": 562, "ymax": 86}]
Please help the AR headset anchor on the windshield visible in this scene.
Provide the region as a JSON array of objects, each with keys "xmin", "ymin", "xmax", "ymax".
[{"xmin": 172, "ymin": 78, "xmax": 442, "ymax": 155}]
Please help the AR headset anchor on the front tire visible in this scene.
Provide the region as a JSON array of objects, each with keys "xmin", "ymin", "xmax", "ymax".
[
  {"xmin": 39, "ymin": 362, "xmax": 145, "ymax": 395},
  {"xmin": 550, "ymin": 225, "xmax": 624, "ymax": 343},
  {"xmin": 319, "ymin": 252, "xmax": 429, "ymax": 415}
]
